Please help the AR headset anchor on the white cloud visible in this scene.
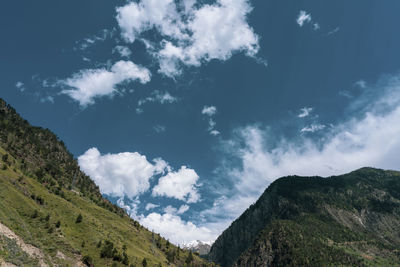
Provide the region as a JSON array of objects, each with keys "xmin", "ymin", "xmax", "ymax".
[
  {"xmin": 139, "ymin": 212, "xmax": 215, "ymax": 245},
  {"xmin": 15, "ymin": 81, "xmax": 25, "ymax": 92},
  {"xmin": 355, "ymin": 80, "xmax": 367, "ymax": 89},
  {"xmin": 113, "ymin": 45, "xmax": 132, "ymax": 58},
  {"xmin": 202, "ymin": 105, "xmax": 217, "ymax": 116},
  {"xmin": 206, "ymin": 74, "xmax": 400, "ymax": 222},
  {"xmin": 296, "ymin": 10, "xmax": 312, "ymax": 27},
  {"xmin": 153, "ymin": 124, "xmax": 166, "ymax": 133},
  {"xmin": 177, "ymin": 204, "xmax": 190, "ymax": 214},
  {"xmin": 327, "ymin": 27, "xmax": 340, "ymax": 36},
  {"xmin": 116, "ymin": 0, "xmax": 260, "ymax": 77},
  {"xmin": 313, "ymin": 23, "xmax": 320, "ymax": 31},
  {"xmin": 300, "ymin": 123, "xmax": 325, "ymax": 133},
  {"xmin": 78, "ymin": 147, "xmax": 169, "ymax": 198},
  {"xmin": 75, "ymin": 29, "xmax": 115, "ymax": 51},
  {"xmin": 163, "ymin": 204, "xmax": 189, "ymax": 215},
  {"xmin": 202, "ymin": 106, "xmax": 220, "ymax": 136},
  {"xmin": 152, "ymin": 166, "xmax": 200, "ymax": 203},
  {"xmin": 298, "ymin": 107, "xmax": 313, "ymax": 118},
  {"xmin": 116, "ymin": 0, "xmax": 185, "ymax": 43},
  {"xmin": 136, "ymin": 90, "xmax": 178, "ymax": 113},
  {"xmin": 145, "ymin": 203, "xmax": 160, "ymax": 211},
  {"xmin": 62, "ymin": 60, "xmax": 151, "ymax": 106},
  {"xmin": 210, "ymin": 130, "xmax": 221, "ymax": 136}
]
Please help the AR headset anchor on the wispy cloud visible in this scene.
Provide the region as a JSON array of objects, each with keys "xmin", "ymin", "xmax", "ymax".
[
  {"xmin": 145, "ymin": 203, "xmax": 159, "ymax": 211},
  {"xmin": 201, "ymin": 72, "xmax": 400, "ymax": 236},
  {"xmin": 15, "ymin": 81, "xmax": 25, "ymax": 92},
  {"xmin": 300, "ymin": 123, "xmax": 325, "ymax": 133},
  {"xmin": 113, "ymin": 45, "xmax": 132, "ymax": 58},
  {"xmin": 153, "ymin": 124, "xmax": 166, "ymax": 133},
  {"xmin": 136, "ymin": 90, "xmax": 178, "ymax": 114},
  {"xmin": 74, "ymin": 28, "xmax": 115, "ymax": 51},
  {"xmin": 202, "ymin": 105, "xmax": 220, "ymax": 136},
  {"xmin": 296, "ymin": 10, "xmax": 312, "ymax": 27},
  {"xmin": 298, "ymin": 107, "xmax": 313, "ymax": 118},
  {"xmin": 327, "ymin": 27, "xmax": 340, "ymax": 36}
]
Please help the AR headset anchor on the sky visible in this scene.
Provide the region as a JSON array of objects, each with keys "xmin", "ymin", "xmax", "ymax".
[{"xmin": 2, "ymin": 0, "xmax": 400, "ymax": 245}]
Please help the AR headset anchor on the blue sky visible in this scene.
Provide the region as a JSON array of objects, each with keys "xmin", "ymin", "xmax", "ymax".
[{"xmin": 2, "ymin": 0, "xmax": 400, "ymax": 244}]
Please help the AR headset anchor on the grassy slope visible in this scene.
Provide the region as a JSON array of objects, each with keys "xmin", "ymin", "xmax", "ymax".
[{"xmin": 0, "ymin": 143, "xmax": 211, "ymax": 267}]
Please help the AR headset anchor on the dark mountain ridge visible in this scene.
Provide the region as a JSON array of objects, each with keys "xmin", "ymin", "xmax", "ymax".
[{"xmin": 208, "ymin": 168, "xmax": 400, "ymax": 266}]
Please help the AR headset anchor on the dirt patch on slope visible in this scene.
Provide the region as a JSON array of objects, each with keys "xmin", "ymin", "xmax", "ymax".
[{"xmin": 0, "ymin": 222, "xmax": 47, "ymax": 267}]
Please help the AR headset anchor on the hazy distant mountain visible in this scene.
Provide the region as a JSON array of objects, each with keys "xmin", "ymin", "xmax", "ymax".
[
  {"xmin": 208, "ymin": 168, "xmax": 400, "ymax": 267},
  {"xmin": 183, "ymin": 240, "xmax": 213, "ymax": 255},
  {"xmin": 0, "ymin": 98, "xmax": 213, "ymax": 266}
]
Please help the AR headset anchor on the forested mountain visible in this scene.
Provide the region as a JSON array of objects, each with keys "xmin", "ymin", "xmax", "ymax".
[
  {"xmin": 0, "ymin": 98, "xmax": 213, "ymax": 266},
  {"xmin": 208, "ymin": 168, "xmax": 400, "ymax": 267}
]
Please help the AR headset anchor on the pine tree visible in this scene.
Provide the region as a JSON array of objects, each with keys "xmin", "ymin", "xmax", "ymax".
[{"xmin": 76, "ymin": 213, "xmax": 83, "ymax": 223}]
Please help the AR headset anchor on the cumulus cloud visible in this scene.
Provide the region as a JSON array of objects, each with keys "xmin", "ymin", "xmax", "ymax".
[
  {"xmin": 296, "ymin": 10, "xmax": 312, "ymax": 27},
  {"xmin": 152, "ymin": 166, "xmax": 200, "ymax": 203},
  {"xmin": 78, "ymin": 147, "xmax": 169, "ymax": 198},
  {"xmin": 298, "ymin": 107, "xmax": 313, "ymax": 118},
  {"xmin": 140, "ymin": 212, "xmax": 215, "ymax": 245},
  {"xmin": 116, "ymin": 0, "xmax": 260, "ymax": 77},
  {"xmin": 202, "ymin": 106, "xmax": 217, "ymax": 116},
  {"xmin": 61, "ymin": 60, "xmax": 151, "ymax": 106}
]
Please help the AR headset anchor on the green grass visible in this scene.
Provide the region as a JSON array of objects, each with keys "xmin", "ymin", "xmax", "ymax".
[{"xmin": 0, "ymin": 148, "xmax": 212, "ymax": 266}]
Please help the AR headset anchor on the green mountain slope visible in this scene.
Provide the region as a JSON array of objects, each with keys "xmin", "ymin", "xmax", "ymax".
[
  {"xmin": 0, "ymin": 98, "xmax": 214, "ymax": 266},
  {"xmin": 208, "ymin": 168, "xmax": 400, "ymax": 267}
]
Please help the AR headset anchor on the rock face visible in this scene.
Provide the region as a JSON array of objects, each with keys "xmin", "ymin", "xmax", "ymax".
[
  {"xmin": 208, "ymin": 168, "xmax": 400, "ymax": 267},
  {"xmin": 183, "ymin": 240, "xmax": 213, "ymax": 255}
]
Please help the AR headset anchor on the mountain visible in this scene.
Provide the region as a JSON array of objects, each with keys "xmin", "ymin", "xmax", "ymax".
[
  {"xmin": 183, "ymin": 240, "xmax": 213, "ymax": 256},
  {"xmin": 0, "ymin": 98, "xmax": 215, "ymax": 266},
  {"xmin": 208, "ymin": 168, "xmax": 400, "ymax": 266}
]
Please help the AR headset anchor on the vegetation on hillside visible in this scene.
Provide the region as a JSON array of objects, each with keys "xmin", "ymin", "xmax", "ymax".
[
  {"xmin": 208, "ymin": 168, "xmax": 400, "ymax": 266},
  {"xmin": 0, "ymin": 98, "xmax": 215, "ymax": 266}
]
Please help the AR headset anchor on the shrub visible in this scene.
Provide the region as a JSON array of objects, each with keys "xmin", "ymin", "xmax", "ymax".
[
  {"xmin": 31, "ymin": 210, "xmax": 39, "ymax": 218},
  {"xmin": 76, "ymin": 214, "xmax": 83, "ymax": 223},
  {"xmin": 122, "ymin": 251, "xmax": 129, "ymax": 265},
  {"xmin": 186, "ymin": 251, "xmax": 193, "ymax": 264},
  {"xmin": 142, "ymin": 258, "xmax": 147, "ymax": 267},
  {"xmin": 55, "ymin": 221, "xmax": 61, "ymax": 228},
  {"xmin": 100, "ymin": 240, "xmax": 114, "ymax": 258},
  {"xmin": 2, "ymin": 153, "xmax": 8, "ymax": 163},
  {"xmin": 82, "ymin": 255, "xmax": 93, "ymax": 267}
]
